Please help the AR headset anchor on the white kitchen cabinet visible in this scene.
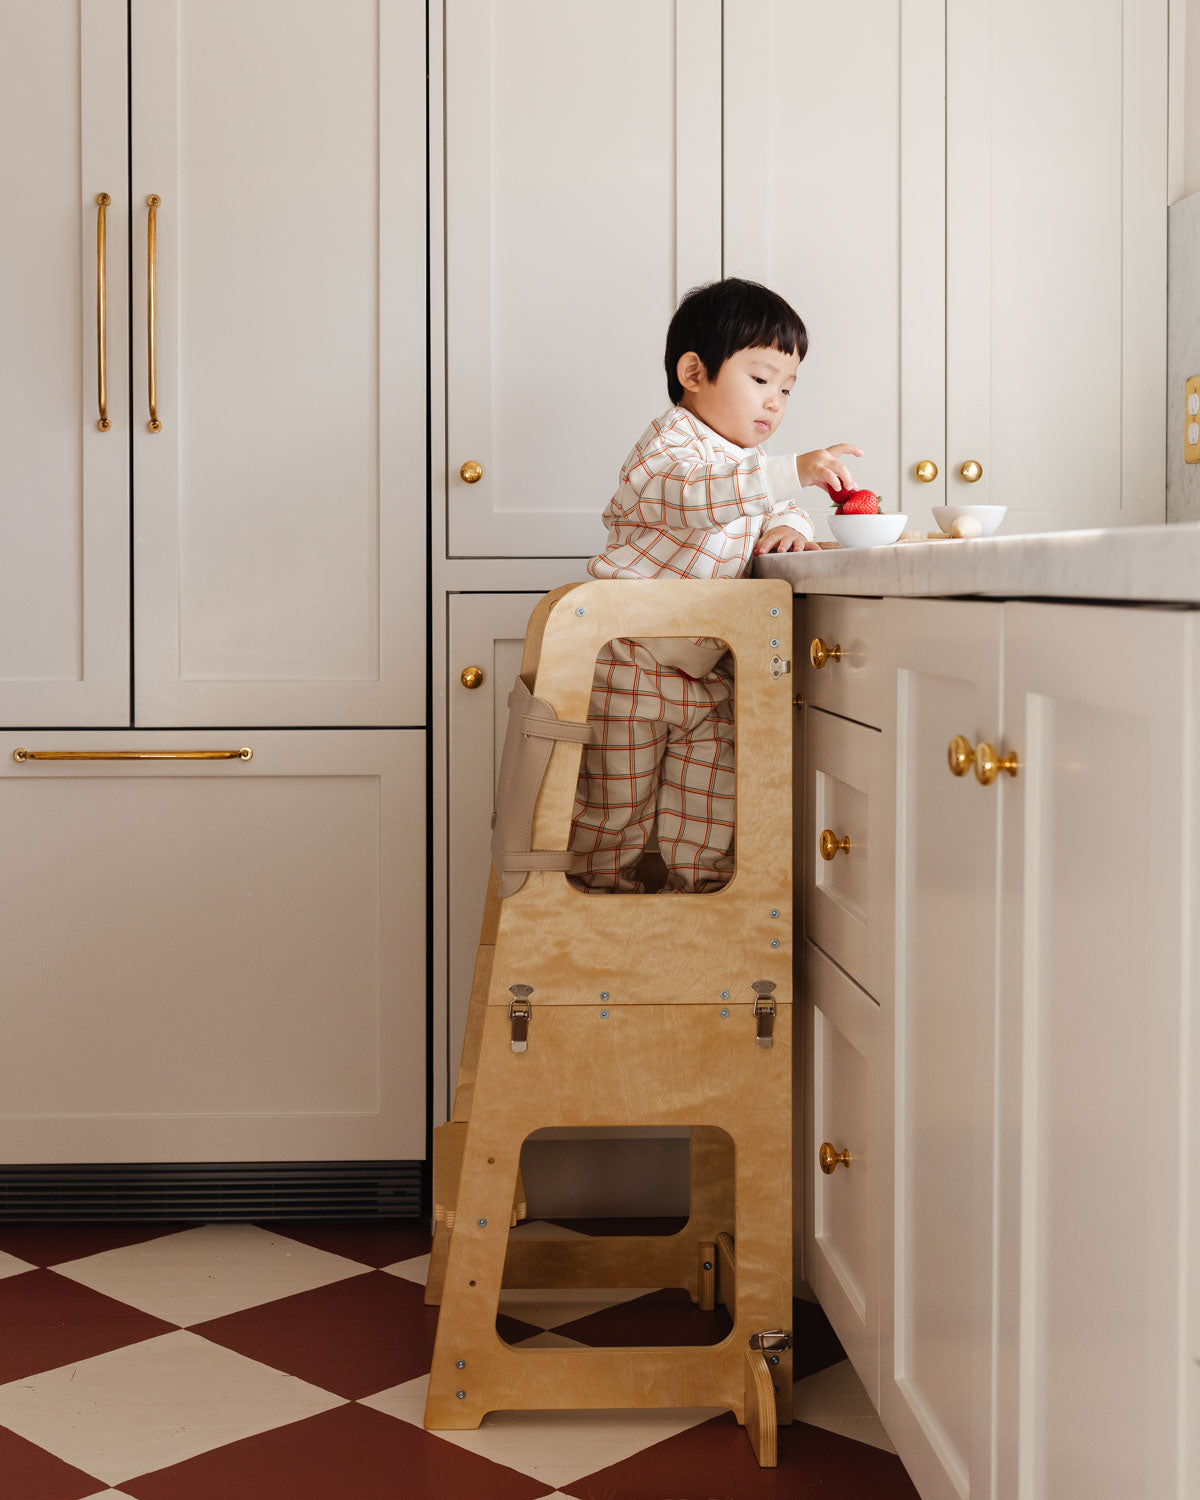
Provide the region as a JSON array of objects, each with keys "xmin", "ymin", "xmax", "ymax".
[
  {"xmin": 881, "ymin": 598, "xmax": 1004, "ymax": 1500},
  {"xmin": 4, "ymin": 0, "xmax": 426, "ymax": 729},
  {"xmin": 0, "ymin": 730, "xmax": 425, "ymax": 1163},
  {"xmin": 723, "ymin": 0, "xmax": 1166, "ymax": 538},
  {"xmin": 441, "ymin": 0, "xmax": 721, "ymax": 559},
  {"xmin": 1, "ymin": 0, "xmax": 130, "ymax": 725},
  {"xmin": 994, "ymin": 603, "xmax": 1190, "ymax": 1500}
]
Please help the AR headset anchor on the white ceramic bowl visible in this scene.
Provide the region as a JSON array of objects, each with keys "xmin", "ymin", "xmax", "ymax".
[
  {"xmin": 932, "ymin": 504, "xmax": 1007, "ymax": 537},
  {"xmin": 828, "ymin": 512, "xmax": 908, "ymax": 549}
]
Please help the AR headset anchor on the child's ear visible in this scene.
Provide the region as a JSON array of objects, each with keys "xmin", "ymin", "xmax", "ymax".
[{"xmin": 676, "ymin": 351, "xmax": 706, "ymax": 393}]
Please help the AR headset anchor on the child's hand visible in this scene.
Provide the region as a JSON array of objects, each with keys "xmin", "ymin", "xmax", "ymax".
[
  {"xmin": 755, "ymin": 525, "xmax": 821, "ymax": 555},
  {"xmin": 795, "ymin": 444, "xmax": 864, "ymax": 494}
]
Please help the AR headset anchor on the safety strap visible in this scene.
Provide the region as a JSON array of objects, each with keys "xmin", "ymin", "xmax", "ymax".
[{"xmin": 491, "ymin": 676, "xmax": 596, "ymax": 898}]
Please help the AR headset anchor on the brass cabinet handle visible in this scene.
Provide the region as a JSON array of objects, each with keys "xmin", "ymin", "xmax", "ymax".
[
  {"xmin": 819, "ymin": 1142, "xmax": 852, "ymax": 1174},
  {"xmin": 819, "ymin": 829, "xmax": 851, "ymax": 860},
  {"xmin": 459, "ymin": 460, "xmax": 483, "ymax": 484},
  {"xmin": 914, "ymin": 459, "xmax": 939, "ymax": 482},
  {"xmin": 146, "ymin": 195, "xmax": 162, "ymax": 432},
  {"xmin": 460, "ymin": 665, "xmax": 485, "ymax": 689},
  {"xmin": 959, "ymin": 459, "xmax": 983, "ymax": 482},
  {"xmin": 809, "ymin": 637, "xmax": 841, "ymax": 670},
  {"xmin": 948, "ymin": 734, "xmax": 976, "ymax": 777},
  {"xmin": 95, "ymin": 193, "xmax": 111, "ymax": 431},
  {"xmin": 974, "ymin": 741, "xmax": 1019, "ymax": 785},
  {"xmin": 13, "ymin": 747, "xmax": 253, "ymax": 762}
]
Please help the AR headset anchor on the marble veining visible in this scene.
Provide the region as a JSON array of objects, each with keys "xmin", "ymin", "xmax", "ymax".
[{"xmin": 754, "ymin": 520, "xmax": 1200, "ymax": 604}]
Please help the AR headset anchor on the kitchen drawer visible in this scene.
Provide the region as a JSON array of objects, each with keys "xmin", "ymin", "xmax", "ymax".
[
  {"xmin": 801, "ymin": 596, "xmax": 882, "ymax": 729},
  {"xmin": 804, "ymin": 704, "xmax": 881, "ymax": 997},
  {"xmin": 804, "ymin": 938, "xmax": 880, "ymax": 1403}
]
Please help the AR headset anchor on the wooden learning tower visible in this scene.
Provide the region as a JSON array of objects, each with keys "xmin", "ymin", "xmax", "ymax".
[{"xmin": 425, "ymin": 578, "xmax": 795, "ymax": 1466}]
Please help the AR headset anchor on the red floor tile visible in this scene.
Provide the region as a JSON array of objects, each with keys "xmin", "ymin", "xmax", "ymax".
[
  {"xmin": 118, "ymin": 1400, "xmax": 557, "ymax": 1500},
  {"xmin": 791, "ymin": 1295, "xmax": 847, "ymax": 1380},
  {"xmin": 0, "ymin": 1423, "xmax": 106, "ymax": 1500},
  {"xmin": 549, "ymin": 1287, "xmax": 732, "ymax": 1348},
  {"xmin": 0, "ymin": 1269, "xmax": 177, "ymax": 1383},
  {"xmin": 193, "ymin": 1269, "xmax": 542, "ymax": 1400},
  {"xmin": 564, "ymin": 1410, "xmax": 920, "ymax": 1499},
  {"xmin": 266, "ymin": 1219, "xmax": 432, "ymax": 1268},
  {"xmin": 0, "ymin": 1222, "xmax": 198, "ymax": 1268}
]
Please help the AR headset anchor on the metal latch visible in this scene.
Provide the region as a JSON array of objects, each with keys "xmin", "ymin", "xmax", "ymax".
[
  {"xmin": 749, "ymin": 1329, "xmax": 793, "ymax": 1353},
  {"xmin": 769, "ymin": 654, "xmax": 791, "ymax": 679},
  {"xmin": 752, "ymin": 980, "xmax": 776, "ymax": 1049},
  {"xmin": 508, "ymin": 985, "xmax": 532, "ymax": 1052}
]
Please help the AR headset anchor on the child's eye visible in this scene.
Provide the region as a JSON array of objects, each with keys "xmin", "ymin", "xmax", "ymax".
[
  {"xmin": 752, "ymin": 376, "xmax": 767, "ymax": 385},
  {"xmin": 783, "ymin": 388, "xmax": 793, "ymax": 397}
]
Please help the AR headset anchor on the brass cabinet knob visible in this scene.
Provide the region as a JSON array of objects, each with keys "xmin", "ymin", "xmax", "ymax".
[
  {"xmin": 819, "ymin": 1142, "xmax": 852, "ymax": 1174},
  {"xmin": 914, "ymin": 459, "xmax": 939, "ymax": 483},
  {"xmin": 960, "ymin": 459, "xmax": 983, "ymax": 483},
  {"xmin": 948, "ymin": 734, "xmax": 976, "ymax": 777},
  {"xmin": 974, "ymin": 741, "xmax": 1019, "ymax": 785},
  {"xmin": 460, "ymin": 665, "xmax": 485, "ymax": 690},
  {"xmin": 809, "ymin": 637, "xmax": 842, "ymax": 670},
  {"xmin": 459, "ymin": 460, "xmax": 484, "ymax": 484},
  {"xmin": 819, "ymin": 829, "xmax": 851, "ymax": 861}
]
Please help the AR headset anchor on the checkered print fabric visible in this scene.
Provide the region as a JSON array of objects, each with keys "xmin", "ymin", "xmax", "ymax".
[
  {"xmin": 569, "ymin": 639, "xmax": 735, "ymax": 893},
  {"xmin": 588, "ymin": 405, "xmax": 814, "ymax": 582}
]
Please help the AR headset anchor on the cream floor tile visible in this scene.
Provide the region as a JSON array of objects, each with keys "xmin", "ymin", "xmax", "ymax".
[
  {"xmin": 0, "ymin": 1249, "xmax": 33, "ymax": 1280},
  {"xmin": 497, "ymin": 1284, "xmax": 656, "ymax": 1327},
  {"xmin": 52, "ymin": 1222, "xmax": 368, "ymax": 1325},
  {"xmin": 363, "ymin": 1373, "xmax": 723, "ymax": 1490},
  {"xmin": 793, "ymin": 1357, "xmax": 896, "ymax": 1453},
  {"xmin": 381, "ymin": 1251, "xmax": 429, "ymax": 1284},
  {"xmin": 80, "ymin": 1492, "xmax": 136, "ymax": 1499},
  {"xmin": 382, "ymin": 1221, "xmax": 589, "ymax": 1286},
  {"xmin": 0, "ymin": 1329, "xmax": 345, "ymax": 1486}
]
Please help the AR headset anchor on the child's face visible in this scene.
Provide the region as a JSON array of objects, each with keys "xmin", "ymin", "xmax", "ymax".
[{"xmin": 679, "ymin": 345, "xmax": 799, "ymax": 448}]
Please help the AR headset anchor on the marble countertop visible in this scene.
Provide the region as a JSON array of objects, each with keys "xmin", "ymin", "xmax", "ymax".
[{"xmin": 754, "ymin": 520, "xmax": 1200, "ymax": 605}]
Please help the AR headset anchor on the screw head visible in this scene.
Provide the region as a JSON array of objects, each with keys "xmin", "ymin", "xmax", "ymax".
[
  {"xmin": 769, "ymin": 1354, "xmax": 780, "ymax": 1365},
  {"xmin": 703, "ymin": 1260, "xmax": 713, "ymax": 1270},
  {"xmin": 600, "ymin": 991, "xmax": 609, "ymax": 1000},
  {"xmin": 456, "ymin": 1359, "xmax": 465, "ymax": 1369},
  {"xmin": 720, "ymin": 1008, "xmax": 730, "ymax": 1019},
  {"xmin": 770, "ymin": 939, "xmax": 780, "ymax": 949},
  {"xmin": 770, "ymin": 638, "xmax": 780, "ymax": 648},
  {"xmin": 773, "ymin": 1384, "xmax": 779, "ymax": 1394},
  {"xmin": 720, "ymin": 989, "xmax": 730, "ymax": 1000},
  {"xmin": 477, "ymin": 1218, "xmax": 487, "ymax": 1227},
  {"xmin": 456, "ymin": 1389, "xmax": 466, "ymax": 1399},
  {"xmin": 575, "ymin": 606, "xmax": 585, "ymax": 616},
  {"xmin": 770, "ymin": 607, "xmax": 780, "ymax": 617},
  {"xmin": 770, "ymin": 909, "xmax": 779, "ymax": 918},
  {"xmin": 599, "ymin": 1009, "xmax": 610, "ymax": 1019}
]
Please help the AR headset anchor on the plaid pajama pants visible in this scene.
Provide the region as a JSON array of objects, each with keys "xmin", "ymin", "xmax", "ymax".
[{"xmin": 568, "ymin": 638, "xmax": 735, "ymax": 893}]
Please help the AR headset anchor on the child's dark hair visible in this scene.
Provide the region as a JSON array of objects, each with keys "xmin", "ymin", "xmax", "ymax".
[{"xmin": 664, "ymin": 277, "xmax": 808, "ymax": 404}]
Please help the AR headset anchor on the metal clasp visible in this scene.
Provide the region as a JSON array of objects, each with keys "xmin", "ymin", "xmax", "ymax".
[
  {"xmin": 769, "ymin": 654, "xmax": 791, "ymax": 679},
  {"xmin": 749, "ymin": 1329, "xmax": 792, "ymax": 1353},
  {"xmin": 752, "ymin": 980, "xmax": 776, "ymax": 1049},
  {"xmin": 508, "ymin": 985, "xmax": 532, "ymax": 1052}
]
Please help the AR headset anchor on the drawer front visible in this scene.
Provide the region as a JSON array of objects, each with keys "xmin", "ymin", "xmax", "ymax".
[
  {"xmin": 804, "ymin": 939, "xmax": 879, "ymax": 1402},
  {"xmin": 801, "ymin": 596, "xmax": 882, "ymax": 729},
  {"xmin": 804, "ymin": 705, "xmax": 880, "ymax": 997}
]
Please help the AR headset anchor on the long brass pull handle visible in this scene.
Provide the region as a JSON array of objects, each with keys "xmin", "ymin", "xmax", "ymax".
[
  {"xmin": 13, "ymin": 747, "xmax": 253, "ymax": 762},
  {"xmin": 96, "ymin": 193, "xmax": 111, "ymax": 431},
  {"xmin": 146, "ymin": 194, "xmax": 162, "ymax": 432}
]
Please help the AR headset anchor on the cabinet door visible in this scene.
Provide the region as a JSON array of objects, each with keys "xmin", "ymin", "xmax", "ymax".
[
  {"xmin": 443, "ymin": 0, "xmax": 721, "ymax": 558},
  {"xmin": 443, "ymin": 593, "xmax": 546, "ymax": 1103},
  {"xmin": 0, "ymin": 730, "xmax": 424, "ymax": 1162},
  {"xmin": 946, "ymin": 2, "xmax": 1166, "ymax": 529},
  {"xmin": 131, "ymin": 0, "xmax": 425, "ymax": 726},
  {"xmin": 881, "ymin": 597, "xmax": 1003, "ymax": 1500},
  {"xmin": 995, "ymin": 604, "xmax": 1188, "ymax": 1499},
  {"xmin": 805, "ymin": 940, "xmax": 881, "ymax": 1402},
  {"xmin": 1, "ymin": 0, "xmax": 130, "ymax": 725}
]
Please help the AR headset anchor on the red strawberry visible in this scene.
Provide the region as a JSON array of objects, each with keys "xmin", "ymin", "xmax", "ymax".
[{"xmin": 832, "ymin": 488, "xmax": 881, "ymax": 515}]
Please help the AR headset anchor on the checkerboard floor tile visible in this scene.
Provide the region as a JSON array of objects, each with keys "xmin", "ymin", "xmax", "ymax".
[{"xmin": 0, "ymin": 1218, "xmax": 918, "ymax": 1499}]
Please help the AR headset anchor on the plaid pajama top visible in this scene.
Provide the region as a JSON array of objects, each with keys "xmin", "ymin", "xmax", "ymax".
[{"xmin": 588, "ymin": 405, "xmax": 815, "ymax": 584}]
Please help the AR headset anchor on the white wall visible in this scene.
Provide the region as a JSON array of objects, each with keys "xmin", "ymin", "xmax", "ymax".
[{"xmin": 1185, "ymin": 0, "xmax": 1200, "ymax": 199}]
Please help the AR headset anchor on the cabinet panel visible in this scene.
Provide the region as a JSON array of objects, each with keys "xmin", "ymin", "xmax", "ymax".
[
  {"xmin": 0, "ymin": 730, "xmax": 424, "ymax": 1162},
  {"xmin": 801, "ymin": 596, "xmax": 883, "ymax": 729},
  {"xmin": 1, "ymin": 0, "xmax": 130, "ymax": 725},
  {"xmin": 804, "ymin": 706, "xmax": 882, "ymax": 998},
  {"xmin": 444, "ymin": 0, "xmax": 721, "ymax": 557},
  {"xmin": 882, "ymin": 597, "xmax": 1003, "ymax": 1500},
  {"xmin": 997, "ymin": 605, "xmax": 1188, "ymax": 1499},
  {"xmin": 131, "ymin": 0, "xmax": 425, "ymax": 725},
  {"xmin": 805, "ymin": 940, "xmax": 880, "ymax": 1402}
]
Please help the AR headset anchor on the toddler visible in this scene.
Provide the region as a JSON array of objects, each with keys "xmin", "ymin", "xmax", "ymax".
[{"xmin": 569, "ymin": 277, "xmax": 861, "ymax": 893}]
